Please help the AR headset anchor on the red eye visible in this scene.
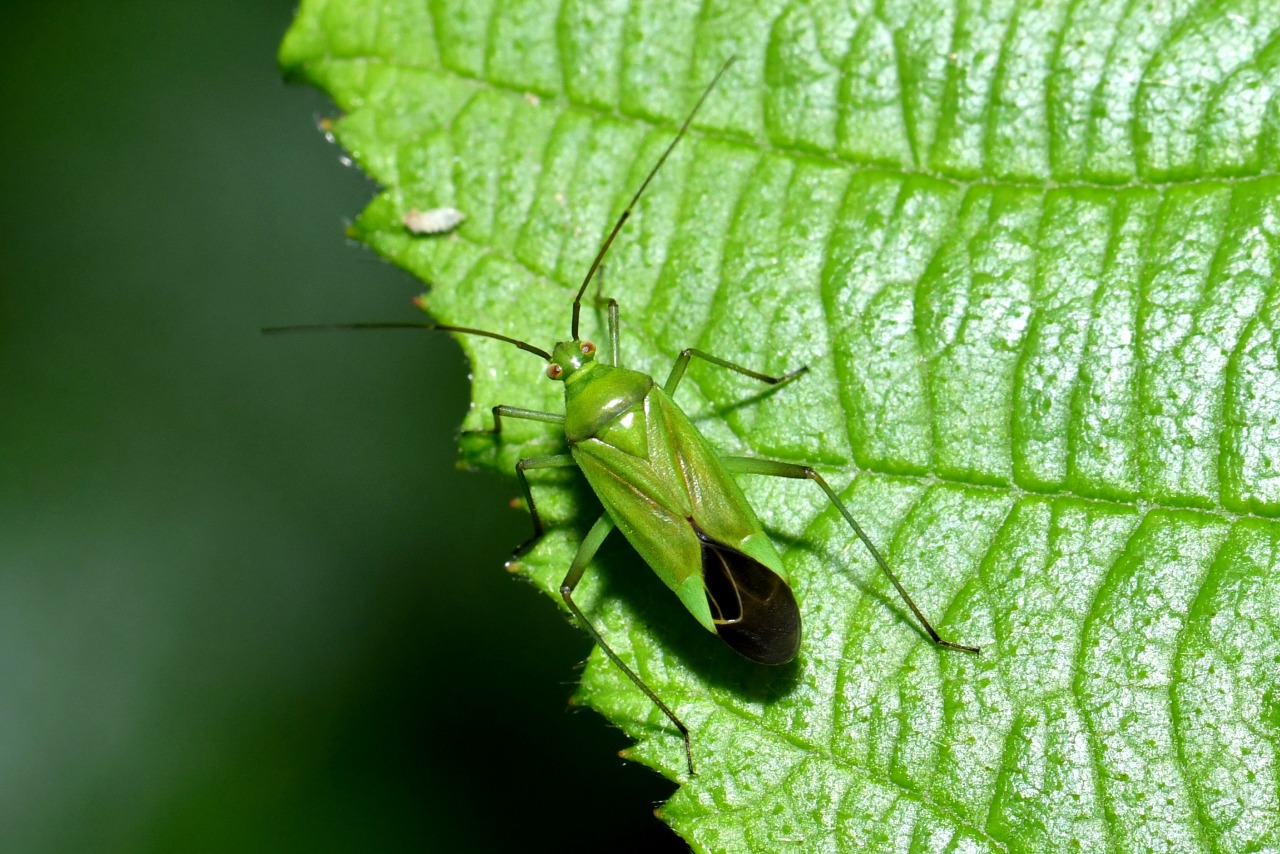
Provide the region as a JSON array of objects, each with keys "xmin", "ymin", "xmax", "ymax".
[
  {"xmin": 547, "ymin": 363, "xmax": 563, "ymax": 379},
  {"xmin": 580, "ymin": 341, "xmax": 595, "ymax": 355}
]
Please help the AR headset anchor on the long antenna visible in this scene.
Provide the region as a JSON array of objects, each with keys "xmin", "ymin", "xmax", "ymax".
[
  {"xmin": 570, "ymin": 57, "xmax": 736, "ymax": 339},
  {"xmin": 263, "ymin": 322, "xmax": 553, "ymax": 361}
]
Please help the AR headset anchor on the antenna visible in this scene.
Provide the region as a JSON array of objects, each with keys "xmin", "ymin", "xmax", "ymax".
[
  {"xmin": 263, "ymin": 322, "xmax": 553, "ymax": 361},
  {"xmin": 569, "ymin": 57, "xmax": 736, "ymax": 339}
]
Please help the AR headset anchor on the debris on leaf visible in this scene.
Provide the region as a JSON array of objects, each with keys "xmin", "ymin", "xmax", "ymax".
[{"xmin": 403, "ymin": 206, "xmax": 465, "ymax": 235}]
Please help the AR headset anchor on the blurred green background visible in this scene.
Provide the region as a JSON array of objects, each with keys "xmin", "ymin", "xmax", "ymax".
[{"xmin": 1, "ymin": 2, "xmax": 681, "ymax": 850}]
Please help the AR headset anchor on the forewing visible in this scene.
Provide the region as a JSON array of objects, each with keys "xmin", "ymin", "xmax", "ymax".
[
  {"xmin": 699, "ymin": 529, "xmax": 801, "ymax": 665},
  {"xmin": 570, "ymin": 387, "xmax": 796, "ymax": 648},
  {"xmin": 571, "ymin": 438, "xmax": 705, "ymax": 604}
]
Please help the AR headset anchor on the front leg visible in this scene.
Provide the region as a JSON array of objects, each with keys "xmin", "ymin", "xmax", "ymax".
[
  {"xmin": 462, "ymin": 405, "xmax": 572, "ymax": 555},
  {"xmin": 663, "ymin": 349, "xmax": 808, "ymax": 397},
  {"xmin": 510, "ymin": 453, "xmax": 577, "ymax": 557},
  {"xmin": 462, "ymin": 405, "xmax": 565, "ymax": 438}
]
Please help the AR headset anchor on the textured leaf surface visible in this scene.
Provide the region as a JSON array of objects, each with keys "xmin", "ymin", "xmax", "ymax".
[{"xmin": 281, "ymin": 2, "xmax": 1280, "ymax": 851}]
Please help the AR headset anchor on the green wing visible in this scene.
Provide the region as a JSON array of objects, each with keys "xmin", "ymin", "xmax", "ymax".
[{"xmin": 571, "ymin": 386, "xmax": 795, "ymax": 661}]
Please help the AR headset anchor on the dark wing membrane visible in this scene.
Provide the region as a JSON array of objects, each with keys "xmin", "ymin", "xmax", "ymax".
[{"xmin": 698, "ymin": 529, "xmax": 800, "ymax": 666}]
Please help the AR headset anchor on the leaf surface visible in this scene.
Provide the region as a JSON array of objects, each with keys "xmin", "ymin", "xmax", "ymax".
[{"xmin": 281, "ymin": 2, "xmax": 1280, "ymax": 850}]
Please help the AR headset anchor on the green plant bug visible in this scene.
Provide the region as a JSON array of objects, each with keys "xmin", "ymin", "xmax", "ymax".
[{"xmin": 270, "ymin": 57, "xmax": 979, "ymax": 776}]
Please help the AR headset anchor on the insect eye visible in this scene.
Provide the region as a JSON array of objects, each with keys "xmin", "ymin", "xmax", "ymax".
[
  {"xmin": 546, "ymin": 363, "xmax": 563, "ymax": 380},
  {"xmin": 580, "ymin": 342, "xmax": 595, "ymax": 355}
]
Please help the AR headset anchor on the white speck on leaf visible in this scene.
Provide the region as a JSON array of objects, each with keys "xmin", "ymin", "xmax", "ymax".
[{"xmin": 403, "ymin": 207, "xmax": 466, "ymax": 235}]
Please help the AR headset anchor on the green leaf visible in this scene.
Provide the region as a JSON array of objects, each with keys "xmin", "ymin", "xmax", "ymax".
[{"xmin": 280, "ymin": 2, "xmax": 1280, "ymax": 851}]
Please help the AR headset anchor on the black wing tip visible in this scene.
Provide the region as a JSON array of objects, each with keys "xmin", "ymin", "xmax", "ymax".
[
  {"xmin": 698, "ymin": 529, "xmax": 802, "ymax": 665},
  {"xmin": 717, "ymin": 622, "xmax": 800, "ymax": 665}
]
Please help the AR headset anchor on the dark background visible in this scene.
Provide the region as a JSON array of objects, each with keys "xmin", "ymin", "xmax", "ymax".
[{"xmin": 1, "ymin": 2, "xmax": 681, "ymax": 850}]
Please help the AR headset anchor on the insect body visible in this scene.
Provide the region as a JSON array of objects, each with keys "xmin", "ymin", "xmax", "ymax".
[
  {"xmin": 439, "ymin": 61, "xmax": 979, "ymax": 774},
  {"xmin": 554, "ymin": 340, "xmax": 802, "ymax": 666},
  {"xmin": 272, "ymin": 58, "xmax": 977, "ymax": 776}
]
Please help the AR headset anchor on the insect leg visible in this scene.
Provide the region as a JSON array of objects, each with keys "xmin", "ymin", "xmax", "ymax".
[
  {"xmin": 723, "ymin": 456, "xmax": 980, "ymax": 655},
  {"xmin": 511, "ymin": 454, "xmax": 576, "ymax": 556},
  {"xmin": 604, "ymin": 298, "xmax": 619, "ymax": 367},
  {"xmin": 560, "ymin": 513, "xmax": 695, "ymax": 776},
  {"xmin": 464, "ymin": 405, "xmax": 565, "ymax": 438},
  {"xmin": 587, "ymin": 265, "xmax": 620, "ymax": 366},
  {"xmin": 663, "ymin": 349, "xmax": 808, "ymax": 396}
]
